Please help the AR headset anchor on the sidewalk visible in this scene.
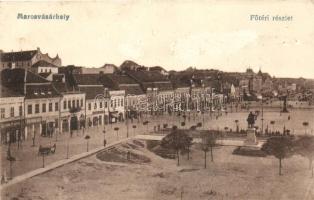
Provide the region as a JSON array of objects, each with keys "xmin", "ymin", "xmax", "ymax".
[
  {"xmin": 0, "ymin": 137, "xmax": 131, "ymax": 191},
  {"xmin": 0, "ymin": 113, "xmax": 189, "ymax": 179},
  {"xmin": 1, "ymin": 110, "xmax": 265, "ymax": 182},
  {"xmin": 135, "ymin": 134, "xmax": 265, "ymax": 148}
]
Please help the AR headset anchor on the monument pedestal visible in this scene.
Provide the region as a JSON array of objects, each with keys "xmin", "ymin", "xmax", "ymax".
[{"xmin": 244, "ymin": 128, "xmax": 258, "ymax": 145}]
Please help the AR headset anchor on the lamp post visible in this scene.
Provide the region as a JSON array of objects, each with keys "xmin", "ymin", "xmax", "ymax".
[
  {"xmin": 95, "ymin": 88, "xmax": 110, "ymax": 135},
  {"xmin": 258, "ymin": 94, "xmax": 264, "ymax": 135}
]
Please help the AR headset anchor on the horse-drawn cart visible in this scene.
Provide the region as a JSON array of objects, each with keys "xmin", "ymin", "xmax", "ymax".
[{"xmin": 38, "ymin": 144, "xmax": 56, "ymax": 156}]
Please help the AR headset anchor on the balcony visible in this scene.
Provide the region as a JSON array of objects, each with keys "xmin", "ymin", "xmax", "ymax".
[{"xmin": 69, "ymin": 106, "xmax": 81, "ymax": 114}]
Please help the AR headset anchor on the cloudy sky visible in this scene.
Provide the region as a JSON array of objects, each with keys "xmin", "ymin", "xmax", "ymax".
[{"xmin": 0, "ymin": 0, "xmax": 314, "ymax": 78}]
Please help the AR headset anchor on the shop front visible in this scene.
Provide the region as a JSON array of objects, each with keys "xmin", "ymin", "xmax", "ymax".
[
  {"xmin": 25, "ymin": 117, "xmax": 41, "ymax": 141},
  {"xmin": 0, "ymin": 119, "xmax": 24, "ymax": 144}
]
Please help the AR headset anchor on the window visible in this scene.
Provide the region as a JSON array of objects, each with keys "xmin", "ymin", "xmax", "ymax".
[
  {"xmin": 80, "ymin": 99, "xmax": 83, "ymax": 107},
  {"xmin": 19, "ymin": 106, "xmax": 22, "ymax": 116},
  {"xmin": 114, "ymin": 99, "xmax": 117, "ymax": 107},
  {"xmin": 72, "ymin": 100, "xmax": 75, "ymax": 108},
  {"xmin": 55, "ymin": 102, "xmax": 59, "ymax": 111},
  {"xmin": 49, "ymin": 103, "xmax": 53, "ymax": 112},
  {"xmin": 94, "ymin": 102, "xmax": 97, "ymax": 109},
  {"xmin": 100, "ymin": 102, "xmax": 103, "ymax": 108},
  {"xmin": 105, "ymin": 101, "xmax": 108, "ymax": 108},
  {"xmin": 0, "ymin": 108, "xmax": 5, "ymax": 119},
  {"xmin": 111, "ymin": 100, "xmax": 113, "ymax": 107},
  {"xmin": 28, "ymin": 105, "xmax": 33, "ymax": 114},
  {"xmin": 68, "ymin": 100, "xmax": 71, "ymax": 108},
  {"xmin": 63, "ymin": 101, "xmax": 67, "ymax": 110},
  {"xmin": 88, "ymin": 103, "xmax": 91, "ymax": 110},
  {"xmin": 121, "ymin": 99, "xmax": 124, "ymax": 107},
  {"xmin": 10, "ymin": 107, "xmax": 14, "ymax": 117},
  {"xmin": 117, "ymin": 99, "xmax": 120, "ymax": 107},
  {"xmin": 76, "ymin": 100, "xmax": 79, "ymax": 108},
  {"xmin": 42, "ymin": 103, "xmax": 46, "ymax": 113}
]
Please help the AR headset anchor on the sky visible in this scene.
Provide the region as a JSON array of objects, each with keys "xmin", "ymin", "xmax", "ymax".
[{"xmin": 0, "ymin": 0, "xmax": 314, "ymax": 78}]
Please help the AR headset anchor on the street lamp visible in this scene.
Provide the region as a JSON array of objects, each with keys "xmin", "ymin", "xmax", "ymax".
[
  {"xmin": 257, "ymin": 94, "xmax": 264, "ymax": 135},
  {"xmin": 95, "ymin": 93, "xmax": 109, "ymax": 137}
]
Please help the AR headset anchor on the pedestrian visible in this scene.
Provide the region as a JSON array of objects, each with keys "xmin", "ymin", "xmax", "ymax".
[
  {"xmin": 103, "ymin": 139, "xmax": 107, "ymax": 147},
  {"xmin": 70, "ymin": 130, "xmax": 73, "ymax": 138},
  {"xmin": 127, "ymin": 151, "xmax": 131, "ymax": 160}
]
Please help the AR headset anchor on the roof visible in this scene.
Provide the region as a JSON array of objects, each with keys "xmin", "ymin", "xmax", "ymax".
[
  {"xmin": 150, "ymin": 66, "xmax": 167, "ymax": 72},
  {"xmin": 105, "ymin": 74, "xmax": 138, "ymax": 85},
  {"xmin": 79, "ymin": 86, "xmax": 105, "ymax": 100},
  {"xmin": 119, "ymin": 85, "xmax": 144, "ymax": 95},
  {"xmin": 1, "ymin": 50, "xmax": 37, "ymax": 62},
  {"xmin": 25, "ymin": 84, "xmax": 61, "ymax": 99},
  {"xmin": 126, "ymin": 70, "xmax": 170, "ymax": 83},
  {"xmin": 0, "ymin": 85, "xmax": 23, "ymax": 98},
  {"xmin": 52, "ymin": 81, "xmax": 69, "ymax": 93},
  {"xmin": 38, "ymin": 72, "xmax": 52, "ymax": 78},
  {"xmin": 73, "ymin": 74, "xmax": 103, "ymax": 85},
  {"xmin": 32, "ymin": 60, "xmax": 58, "ymax": 68},
  {"xmin": 1, "ymin": 68, "xmax": 49, "ymax": 84}
]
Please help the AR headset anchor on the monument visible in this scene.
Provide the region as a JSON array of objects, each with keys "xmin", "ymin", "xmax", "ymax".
[
  {"xmin": 281, "ymin": 95, "xmax": 289, "ymax": 113},
  {"xmin": 245, "ymin": 112, "xmax": 258, "ymax": 145}
]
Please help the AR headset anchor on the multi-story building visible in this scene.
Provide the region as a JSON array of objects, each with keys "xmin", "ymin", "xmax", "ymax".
[
  {"xmin": 31, "ymin": 60, "xmax": 59, "ymax": 74},
  {"xmin": 0, "ymin": 47, "xmax": 61, "ymax": 70},
  {"xmin": 0, "ymin": 86, "xmax": 24, "ymax": 144},
  {"xmin": 52, "ymin": 77, "xmax": 85, "ymax": 133},
  {"xmin": 1, "ymin": 68, "xmax": 62, "ymax": 139},
  {"xmin": 70, "ymin": 74, "xmax": 109, "ymax": 127},
  {"xmin": 109, "ymin": 90, "xmax": 125, "ymax": 122},
  {"xmin": 102, "ymin": 74, "xmax": 145, "ymax": 119},
  {"xmin": 125, "ymin": 70, "xmax": 173, "ymax": 114}
]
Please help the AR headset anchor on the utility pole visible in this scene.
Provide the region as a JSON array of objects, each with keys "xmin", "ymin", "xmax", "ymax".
[{"xmin": 261, "ymin": 96, "xmax": 264, "ymax": 135}]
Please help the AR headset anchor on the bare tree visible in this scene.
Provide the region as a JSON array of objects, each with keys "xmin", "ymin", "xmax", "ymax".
[
  {"xmin": 294, "ymin": 135, "xmax": 314, "ymax": 177},
  {"xmin": 262, "ymin": 136, "xmax": 294, "ymax": 175},
  {"xmin": 201, "ymin": 131, "xmax": 218, "ymax": 165},
  {"xmin": 161, "ymin": 126, "xmax": 193, "ymax": 166}
]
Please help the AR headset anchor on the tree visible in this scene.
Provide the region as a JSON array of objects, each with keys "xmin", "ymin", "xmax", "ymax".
[
  {"xmin": 201, "ymin": 131, "xmax": 218, "ymax": 167},
  {"xmin": 270, "ymin": 121, "xmax": 275, "ymax": 133},
  {"xmin": 302, "ymin": 122, "xmax": 309, "ymax": 135},
  {"xmin": 161, "ymin": 126, "xmax": 193, "ymax": 166},
  {"xmin": 261, "ymin": 136, "xmax": 294, "ymax": 175},
  {"xmin": 114, "ymin": 127, "xmax": 119, "ymax": 140},
  {"xmin": 294, "ymin": 135, "xmax": 314, "ymax": 177},
  {"xmin": 234, "ymin": 120, "xmax": 239, "ymax": 133},
  {"xmin": 132, "ymin": 125, "xmax": 137, "ymax": 136},
  {"xmin": 84, "ymin": 135, "xmax": 91, "ymax": 152},
  {"xmin": 143, "ymin": 121, "xmax": 149, "ymax": 133}
]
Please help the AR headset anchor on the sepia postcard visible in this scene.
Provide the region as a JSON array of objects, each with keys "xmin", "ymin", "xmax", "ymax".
[{"xmin": 0, "ymin": 0, "xmax": 314, "ymax": 199}]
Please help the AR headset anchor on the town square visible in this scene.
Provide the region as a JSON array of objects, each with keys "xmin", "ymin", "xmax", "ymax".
[{"xmin": 1, "ymin": 1, "xmax": 314, "ymax": 199}]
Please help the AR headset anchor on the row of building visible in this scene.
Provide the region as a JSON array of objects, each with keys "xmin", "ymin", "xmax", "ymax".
[{"xmin": 0, "ymin": 48, "xmax": 226, "ymax": 144}]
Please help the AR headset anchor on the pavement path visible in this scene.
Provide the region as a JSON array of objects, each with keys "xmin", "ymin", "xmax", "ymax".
[
  {"xmin": 0, "ymin": 137, "xmax": 131, "ymax": 191},
  {"xmin": 134, "ymin": 134, "xmax": 265, "ymax": 148}
]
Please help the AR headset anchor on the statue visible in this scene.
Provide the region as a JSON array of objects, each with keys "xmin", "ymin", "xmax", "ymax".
[
  {"xmin": 282, "ymin": 95, "xmax": 289, "ymax": 113},
  {"xmin": 247, "ymin": 111, "xmax": 256, "ymax": 128},
  {"xmin": 245, "ymin": 111, "xmax": 258, "ymax": 145}
]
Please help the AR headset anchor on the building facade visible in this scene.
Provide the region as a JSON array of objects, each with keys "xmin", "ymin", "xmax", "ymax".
[
  {"xmin": 1, "ymin": 47, "xmax": 61, "ymax": 70},
  {"xmin": 0, "ymin": 87, "xmax": 24, "ymax": 144}
]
